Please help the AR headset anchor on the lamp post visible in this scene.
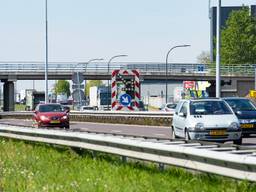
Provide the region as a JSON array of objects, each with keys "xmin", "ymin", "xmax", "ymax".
[
  {"xmin": 74, "ymin": 58, "xmax": 104, "ymax": 109},
  {"xmin": 76, "ymin": 58, "xmax": 104, "ymax": 72},
  {"xmin": 44, "ymin": 0, "xmax": 49, "ymax": 103},
  {"xmin": 78, "ymin": 58, "xmax": 104, "ymax": 73},
  {"xmin": 216, "ymin": 0, "xmax": 221, "ymax": 97},
  {"xmin": 107, "ymin": 54, "xmax": 128, "ymax": 110},
  {"xmin": 165, "ymin": 45, "xmax": 190, "ymax": 103}
]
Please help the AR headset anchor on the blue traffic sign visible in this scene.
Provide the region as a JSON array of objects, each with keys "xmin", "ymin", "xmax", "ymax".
[{"xmin": 119, "ymin": 93, "xmax": 132, "ymax": 106}]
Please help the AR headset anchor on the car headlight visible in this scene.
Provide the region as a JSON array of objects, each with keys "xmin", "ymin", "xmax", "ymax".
[
  {"xmin": 40, "ymin": 115, "xmax": 49, "ymax": 121},
  {"xmin": 229, "ymin": 122, "xmax": 239, "ymax": 130},
  {"xmin": 61, "ymin": 115, "xmax": 68, "ymax": 120},
  {"xmin": 195, "ymin": 123, "xmax": 204, "ymax": 130}
]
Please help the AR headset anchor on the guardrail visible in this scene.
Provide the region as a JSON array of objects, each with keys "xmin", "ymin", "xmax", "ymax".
[
  {"xmin": 0, "ymin": 124, "xmax": 255, "ymax": 181},
  {"xmin": 0, "ymin": 111, "xmax": 173, "ymax": 126}
]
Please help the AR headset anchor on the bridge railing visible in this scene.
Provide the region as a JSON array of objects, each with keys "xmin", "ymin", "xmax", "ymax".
[{"xmin": 0, "ymin": 62, "xmax": 255, "ymax": 76}]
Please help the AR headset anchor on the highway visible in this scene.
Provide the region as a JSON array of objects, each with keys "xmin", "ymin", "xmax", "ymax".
[{"xmin": 1, "ymin": 118, "xmax": 256, "ymax": 147}]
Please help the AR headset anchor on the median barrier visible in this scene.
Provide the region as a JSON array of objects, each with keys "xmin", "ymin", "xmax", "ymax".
[{"xmin": 0, "ymin": 111, "xmax": 172, "ymax": 126}]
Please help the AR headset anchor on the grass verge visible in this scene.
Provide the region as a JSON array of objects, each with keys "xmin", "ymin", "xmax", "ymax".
[
  {"xmin": 0, "ymin": 138, "xmax": 255, "ymax": 192},
  {"xmin": 15, "ymin": 104, "xmax": 26, "ymax": 111}
]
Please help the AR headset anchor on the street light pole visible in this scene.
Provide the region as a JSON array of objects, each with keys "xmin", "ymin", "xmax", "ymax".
[
  {"xmin": 84, "ymin": 58, "xmax": 104, "ymax": 73},
  {"xmin": 44, "ymin": 0, "xmax": 49, "ymax": 103},
  {"xmin": 216, "ymin": 0, "xmax": 221, "ymax": 97},
  {"xmin": 107, "ymin": 54, "xmax": 128, "ymax": 110},
  {"xmin": 76, "ymin": 58, "xmax": 104, "ymax": 73},
  {"xmin": 165, "ymin": 45, "xmax": 190, "ymax": 104},
  {"xmin": 73, "ymin": 58, "xmax": 104, "ymax": 109}
]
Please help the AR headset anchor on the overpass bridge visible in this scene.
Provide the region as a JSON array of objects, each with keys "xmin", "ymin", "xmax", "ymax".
[
  {"xmin": 0, "ymin": 62, "xmax": 255, "ymax": 111},
  {"xmin": 0, "ymin": 61, "xmax": 255, "ymax": 80}
]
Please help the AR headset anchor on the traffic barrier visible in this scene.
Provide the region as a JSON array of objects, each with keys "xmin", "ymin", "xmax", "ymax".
[
  {"xmin": 0, "ymin": 111, "xmax": 172, "ymax": 126},
  {"xmin": 0, "ymin": 125, "xmax": 255, "ymax": 181}
]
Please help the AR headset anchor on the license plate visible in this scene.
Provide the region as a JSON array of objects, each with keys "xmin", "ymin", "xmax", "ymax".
[
  {"xmin": 210, "ymin": 130, "xmax": 226, "ymax": 136},
  {"xmin": 241, "ymin": 124, "xmax": 254, "ymax": 129},
  {"xmin": 50, "ymin": 120, "xmax": 60, "ymax": 124}
]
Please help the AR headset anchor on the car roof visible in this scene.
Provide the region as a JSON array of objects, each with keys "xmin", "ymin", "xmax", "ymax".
[
  {"xmin": 222, "ymin": 97, "xmax": 249, "ymax": 100},
  {"xmin": 181, "ymin": 98, "xmax": 222, "ymax": 102}
]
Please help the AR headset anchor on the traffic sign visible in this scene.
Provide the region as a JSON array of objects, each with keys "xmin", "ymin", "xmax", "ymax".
[
  {"xmin": 119, "ymin": 93, "xmax": 132, "ymax": 107},
  {"xmin": 250, "ymin": 90, "xmax": 256, "ymax": 98},
  {"xmin": 197, "ymin": 65, "xmax": 205, "ymax": 72},
  {"xmin": 183, "ymin": 81, "xmax": 195, "ymax": 89},
  {"xmin": 72, "ymin": 89, "xmax": 84, "ymax": 102},
  {"xmin": 72, "ymin": 84, "xmax": 85, "ymax": 89},
  {"xmin": 72, "ymin": 72, "xmax": 84, "ymax": 84}
]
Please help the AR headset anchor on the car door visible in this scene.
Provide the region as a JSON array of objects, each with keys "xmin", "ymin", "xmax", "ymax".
[
  {"xmin": 174, "ymin": 101, "xmax": 188, "ymax": 138},
  {"xmin": 172, "ymin": 101, "xmax": 183, "ymax": 128}
]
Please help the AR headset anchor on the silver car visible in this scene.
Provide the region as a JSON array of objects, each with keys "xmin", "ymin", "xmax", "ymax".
[{"xmin": 172, "ymin": 98, "xmax": 242, "ymax": 144}]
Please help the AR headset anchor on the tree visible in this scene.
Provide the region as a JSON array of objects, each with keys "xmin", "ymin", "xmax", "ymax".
[
  {"xmin": 85, "ymin": 80, "xmax": 103, "ymax": 97},
  {"xmin": 221, "ymin": 8, "xmax": 256, "ymax": 64},
  {"xmin": 54, "ymin": 80, "xmax": 71, "ymax": 97},
  {"xmin": 197, "ymin": 51, "xmax": 211, "ymax": 64}
]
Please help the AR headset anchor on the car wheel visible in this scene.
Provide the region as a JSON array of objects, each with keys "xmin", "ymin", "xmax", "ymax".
[
  {"xmin": 233, "ymin": 138, "xmax": 242, "ymax": 145},
  {"xmin": 171, "ymin": 126, "xmax": 176, "ymax": 139},
  {"xmin": 185, "ymin": 129, "xmax": 190, "ymax": 141}
]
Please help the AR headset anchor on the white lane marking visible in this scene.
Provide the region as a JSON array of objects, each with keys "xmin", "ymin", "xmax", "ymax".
[
  {"xmin": 154, "ymin": 133, "xmax": 165, "ymax": 136},
  {"xmin": 111, "ymin": 130, "xmax": 122, "ymax": 133}
]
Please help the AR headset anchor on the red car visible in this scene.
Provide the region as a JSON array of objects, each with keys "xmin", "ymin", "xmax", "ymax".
[{"xmin": 32, "ymin": 103, "xmax": 70, "ymax": 129}]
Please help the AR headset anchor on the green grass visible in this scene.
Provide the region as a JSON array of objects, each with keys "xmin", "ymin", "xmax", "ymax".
[
  {"xmin": 15, "ymin": 104, "xmax": 26, "ymax": 111},
  {"xmin": 0, "ymin": 138, "xmax": 255, "ymax": 192}
]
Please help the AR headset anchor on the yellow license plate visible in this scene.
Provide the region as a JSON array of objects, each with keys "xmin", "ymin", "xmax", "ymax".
[
  {"xmin": 50, "ymin": 120, "xmax": 60, "ymax": 124},
  {"xmin": 210, "ymin": 130, "xmax": 226, "ymax": 136},
  {"xmin": 241, "ymin": 124, "xmax": 254, "ymax": 129}
]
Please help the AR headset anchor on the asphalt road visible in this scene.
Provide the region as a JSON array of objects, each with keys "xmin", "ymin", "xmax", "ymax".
[{"xmin": 0, "ymin": 118, "xmax": 256, "ymax": 147}]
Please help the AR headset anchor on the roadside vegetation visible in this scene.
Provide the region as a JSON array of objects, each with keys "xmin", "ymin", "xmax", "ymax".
[
  {"xmin": 0, "ymin": 138, "xmax": 255, "ymax": 192},
  {"xmin": 15, "ymin": 104, "xmax": 26, "ymax": 111}
]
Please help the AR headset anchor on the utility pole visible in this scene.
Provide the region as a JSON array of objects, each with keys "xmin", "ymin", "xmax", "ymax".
[{"xmin": 44, "ymin": 0, "xmax": 49, "ymax": 103}]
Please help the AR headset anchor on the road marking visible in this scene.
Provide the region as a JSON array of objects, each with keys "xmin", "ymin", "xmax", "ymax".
[
  {"xmin": 111, "ymin": 130, "xmax": 122, "ymax": 133},
  {"xmin": 154, "ymin": 133, "xmax": 165, "ymax": 136}
]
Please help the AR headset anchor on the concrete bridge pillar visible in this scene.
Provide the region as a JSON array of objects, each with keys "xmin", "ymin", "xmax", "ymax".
[{"xmin": 3, "ymin": 81, "xmax": 14, "ymax": 111}]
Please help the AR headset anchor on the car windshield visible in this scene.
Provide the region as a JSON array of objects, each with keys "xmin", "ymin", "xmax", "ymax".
[
  {"xmin": 190, "ymin": 100, "xmax": 232, "ymax": 115},
  {"xmin": 166, "ymin": 103, "xmax": 177, "ymax": 109},
  {"xmin": 225, "ymin": 99, "xmax": 256, "ymax": 111},
  {"xmin": 39, "ymin": 105, "xmax": 63, "ymax": 112}
]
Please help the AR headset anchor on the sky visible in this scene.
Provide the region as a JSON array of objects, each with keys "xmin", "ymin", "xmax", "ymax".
[{"xmin": 0, "ymin": 0, "xmax": 255, "ymax": 92}]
